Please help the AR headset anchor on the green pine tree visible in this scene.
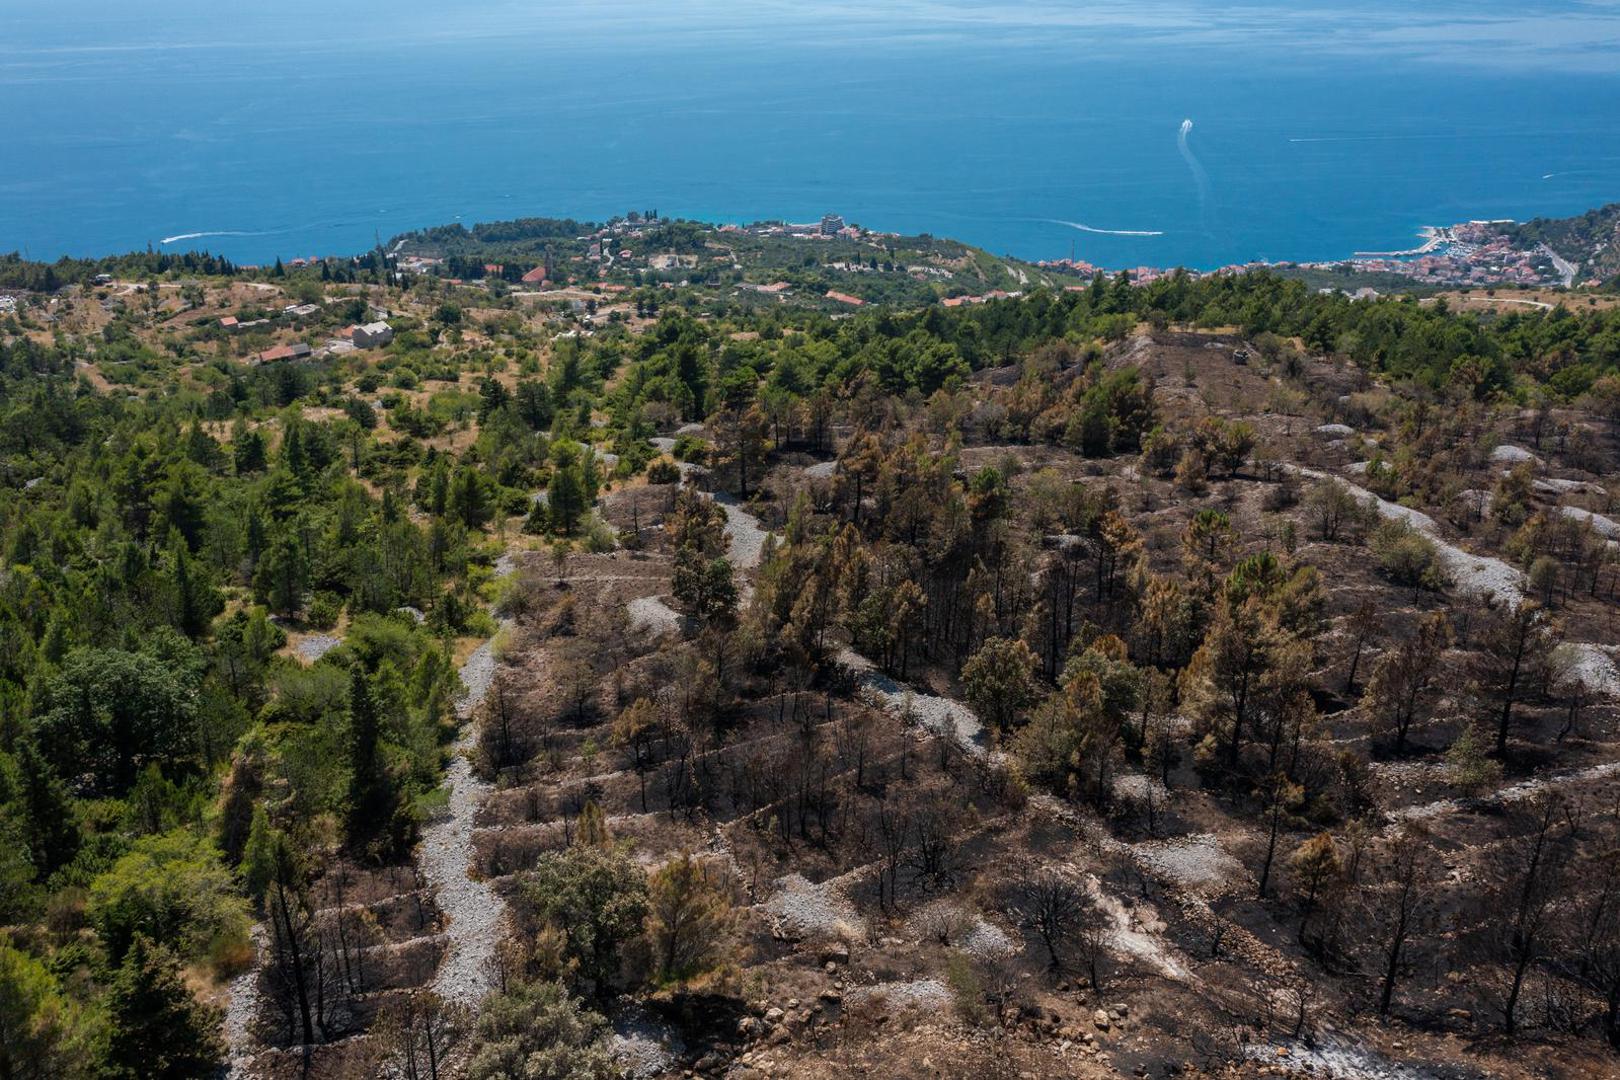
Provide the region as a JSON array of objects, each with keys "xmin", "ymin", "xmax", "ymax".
[
  {"xmin": 547, "ymin": 466, "xmax": 585, "ymax": 536},
  {"xmin": 13, "ymin": 739, "xmax": 80, "ymax": 877},
  {"xmin": 252, "ymin": 535, "xmax": 306, "ymax": 616},
  {"xmin": 346, "ymin": 664, "xmax": 408, "ymax": 856},
  {"xmin": 240, "ymin": 805, "xmax": 276, "ymax": 903},
  {"xmin": 280, "ymin": 418, "xmax": 308, "ymax": 478},
  {"xmin": 233, "ymin": 426, "xmax": 267, "ymax": 475},
  {"xmin": 424, "ymin": 458, "xmax": 450, "ymax": 518},
  {"xmin": 104, "ymin": 935, "xmax": 224, "ymax": 1080},
  {"xmin": 450, "ymin": 468, "xmax": 493, "ymax": 530},
  {"xmin": 169, "ymin": 540, "xmax": 220, "ymax": 639},
  {"xmin": 184, "ymin": 421, "xmax": 220, "ymax": 470}
]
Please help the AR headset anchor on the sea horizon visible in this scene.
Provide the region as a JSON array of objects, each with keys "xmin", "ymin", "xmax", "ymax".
[{"xmin": 4, "ymin": 0, "xmax": 1619, "ymax": 270}]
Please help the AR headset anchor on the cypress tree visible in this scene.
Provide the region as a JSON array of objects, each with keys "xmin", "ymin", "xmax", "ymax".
[
  {"xmin": 184, "ymin": 421, "xmax": 220, "ymax": 469},
  {"xmin": 240, "ymin": 805, "xmax": 276, "ymax": 902},
  {"xmin": 170, "ymin": 540, "xmax": 217, "ymax": 639},
  {"xmin": 346, "ymin": 664, "xmax": 391, "ymax": 846}
]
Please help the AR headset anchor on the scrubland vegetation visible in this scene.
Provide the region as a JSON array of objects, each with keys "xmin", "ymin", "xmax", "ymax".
[{"xmin": 3, "ymin": 232, "xmax": 1620, "ymax": 1078}]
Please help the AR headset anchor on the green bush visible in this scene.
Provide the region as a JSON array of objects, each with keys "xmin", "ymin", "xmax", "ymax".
[
  {"xmin": 672, "ymin": 434, "xmax": 708, "ymax": 463},
  {"xmin": 305, "ymin": 592, "xmax": 342, "ymax": 630},
  {"xmin": 86, "ymin": 831, "xmax": 250, "ymax": 971},
  {"xmin": 1370, "ymin": 518, "xmax": 1447, "ymax": 594},
  {"xmin": 945, "ymin": 954, "xmax": 989, "ymax": 1026},
  {"xmin": 583, "ymin": 513, "xmax": 618, "ymax": 554},
  {"xmin": 467, "ymin": 979, "xmax": 618, "ymax": 1080},
  {"xmin": 519, "ymin": 845, "xmax": 648, "ymax": 994},
  {"xmin": 646, "ymin": 457, "xmax": 681, "ymax": 484}
]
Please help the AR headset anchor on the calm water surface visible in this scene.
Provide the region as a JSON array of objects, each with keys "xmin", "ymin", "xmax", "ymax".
[{"xmin": 2, "ymin": 0, "xmax": 1618, "ymax": 268}]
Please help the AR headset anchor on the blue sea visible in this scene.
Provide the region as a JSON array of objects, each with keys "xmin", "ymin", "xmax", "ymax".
[{"xmin": 3, "ymin": 0, "xmax": 1619, "ymax": 270}]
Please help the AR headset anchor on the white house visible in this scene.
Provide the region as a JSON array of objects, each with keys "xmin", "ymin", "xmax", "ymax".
[{"xmin": 353, "ymin": 321, "xmax": 394, "ymax": 348}]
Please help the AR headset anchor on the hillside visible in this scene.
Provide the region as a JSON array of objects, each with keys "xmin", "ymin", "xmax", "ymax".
[
  {"xmin": 1501, "ymin": 202, "xmax": 1620, "ymax": 286},
  {"xmin": 388, "ymin": 213, "xmax": 1087, "ymax": 311},
  {"xmin": 3, "ymin": 224, "xmax": 1620, "ymax": 1080}
]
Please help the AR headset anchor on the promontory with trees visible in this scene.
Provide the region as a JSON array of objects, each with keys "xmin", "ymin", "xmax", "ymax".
[{"xmin": 2, "ymin": 206, "xmax": 1620, "ymax": 1079}]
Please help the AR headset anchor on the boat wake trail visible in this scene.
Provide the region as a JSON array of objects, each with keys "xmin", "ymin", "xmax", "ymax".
[
  {"xmin": 1178, "ymin": 118, "xmax": 1213, "ymax": 234},
  {"xmin": 158, "ymin": 222, "xmax": 343, "ymax": 246},
  {"xmin": 160, "ymin": 229, "xmax": 276, "ymax": 245},
  {"xmin": 1044, "ymin": 218, "xmax": 1163, "ymax": 238}
]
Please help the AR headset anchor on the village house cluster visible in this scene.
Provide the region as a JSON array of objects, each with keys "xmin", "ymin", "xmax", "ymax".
[
  {"xmin": 1343, "ymin": 222, "xmax": 1568, "ymax": 287},
  {"xmin": 216, "ymin": 300, "xmax": 393, "ymax": 364}
]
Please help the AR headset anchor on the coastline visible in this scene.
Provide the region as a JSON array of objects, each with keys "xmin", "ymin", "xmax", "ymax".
[
  {"xmin": 1352, "ymin": 225, "xmax": 1447, "ymax": 258},
  {"xmin": 3, "ymin": 204, "xmax": 1599, "ymax": 297}
]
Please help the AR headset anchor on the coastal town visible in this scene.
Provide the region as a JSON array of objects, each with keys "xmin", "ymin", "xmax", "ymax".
[
  {"xmin": 1340, "ymin": 220, "xmax": 1586, "ymax": 289},
  {"xmin": 383, "ymin": 208, "xmax": 1610, "ymax": 305},
  {"xmin": 1034, "ymin": 218, "xmax": 1596, "ymax": 292}
]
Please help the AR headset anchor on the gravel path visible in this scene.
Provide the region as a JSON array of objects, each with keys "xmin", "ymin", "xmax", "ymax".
[
  {"xmin": 1308, "ymin": 468, "xmax": 1620, "ymax": 830},
  {"xmin": 222, "ymin": 926, "xmax": 265, "ymax": 1078},
  {"xmin": 225, "ymin": 564, "xmax": 524, "ymax": 1059},
  {"xmin": 454, "ymin": 636, "xmax": 500, "ymax": 723},
  {"xmin": 847, "ymin": 978, "xmax": 952, "ymax": 1012},
  {"xmin": 1489, "ymin": 444, "xmax": 1541, "ymax": 466},
  {"xmin": 1388, "ymin": 759, "xmax": 1620, "ymax": 829},
  {"xmin": 292, "ymin": 634, "xmax": 341, "ymax": 663},
  {"xmin": 1557, "ymin": 642, "xmax": 1620, "ymax": 698},
  {"xmin": 423, "ymin": 729, "xmax": 505, "ymax": 1006},
  {"xmin": 1300, "ymin": 468, "xmax": 1524, "ymax": 606},
  {"xmin": 1038, "ymin": 797, "xmax": 1421, "ymax": 1074},
  {"xmin": 1559, "ymin": 505, "xmax": 1620, "ymax": 540},
  {"xmin": 960, "ymin": 917, "xmax": 1017, "ymax": 960},
  {"xmin": 627, "ymin": 595, "xmax": 684, "ymax": 636},
  {"xmin": 1537, "ymin": 477, "xmax": 1605, "ymax": 497},
  {"xmin": 610, "ymin": 1001, "xmax": 683, "ymax": 1079},
  {"xmin": 763, "ymin": 872, "xmax": 864, "ymax": 941},
  {"xmin": 686, "ymin": 490, "xmax": 773, "ymax": 608},
  {"xmin": 905, "ymin": 901, "xmax": 1017, "ymax": 959},
  {"xmin": 1086, "ymin": 869, "xmax": 1192, "ymax": 982},
  {"xmin": 1251, "ymin": 1034, "xmax": 1433, "ymax": 1080},
  {"xmin": 1112, "ymin": 772, "xmax": 1170, "ymax": 806},
  {"xmin": 1032, "ymin": 797, "xmax": 1200, "ymax": 982},
  {"xmin": 835, "ymin": 647, "xmax": 988, "ymax": 755},
  {"xmin": 1132, "ymin": 834, "xmax": 1246, "ymax": 896},
  {"xmin": 711, "ymin": 493, "xmax": 770, "ymax": 569},
  {"xmin": 422, "ymin": 552, "xmax": 521, "ymax": 1007}
]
